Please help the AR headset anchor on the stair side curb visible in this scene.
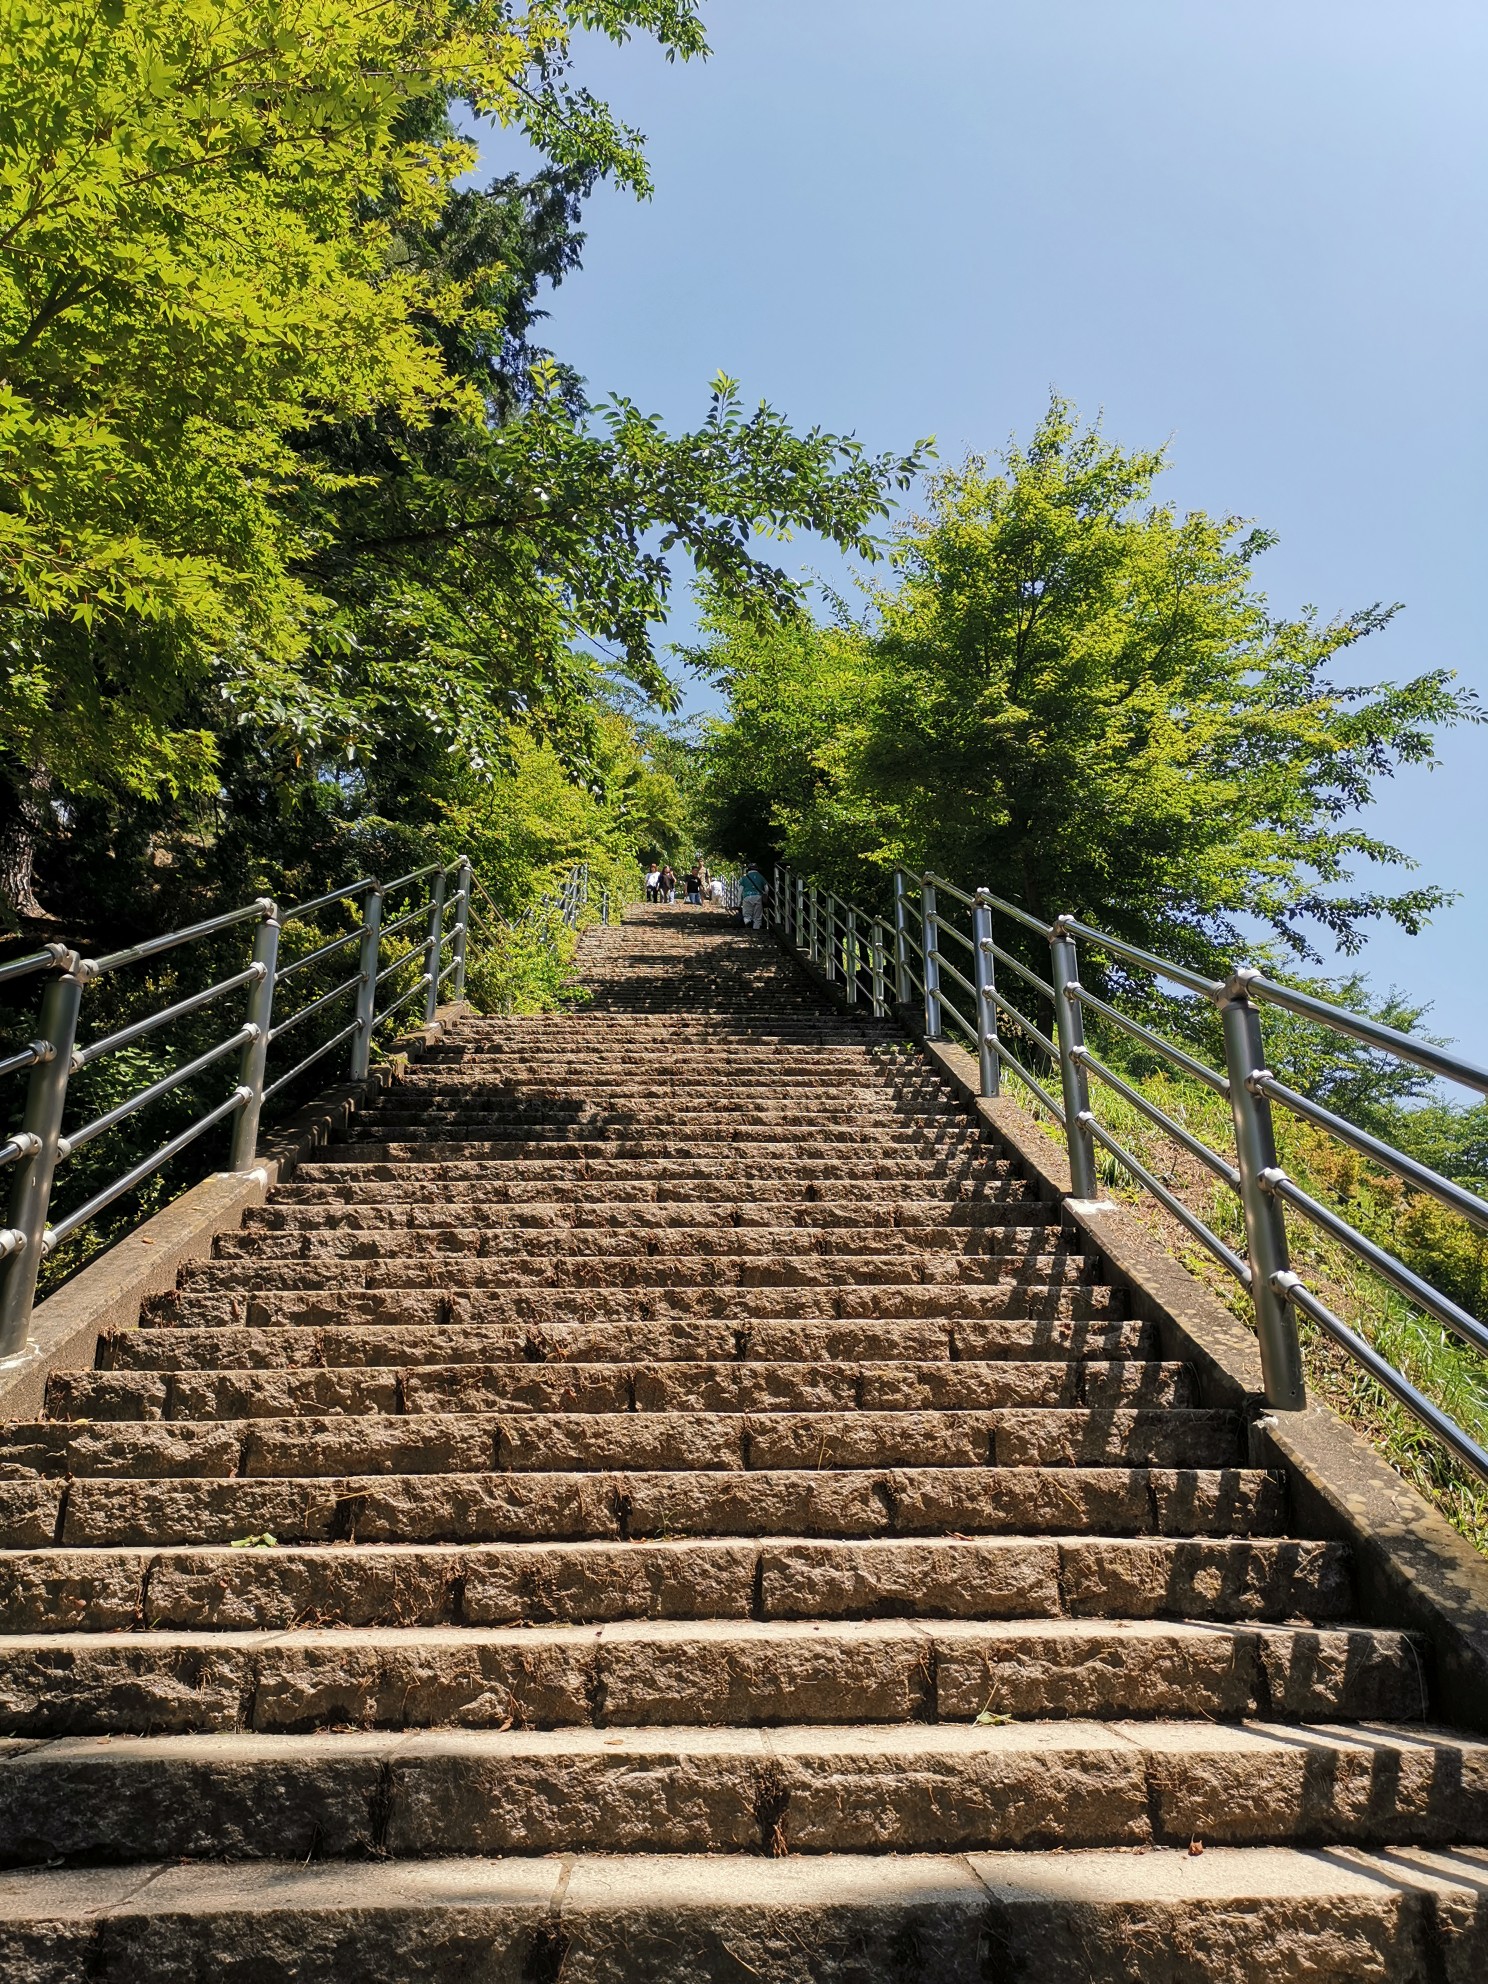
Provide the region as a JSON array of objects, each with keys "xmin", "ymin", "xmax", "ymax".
[{"xmin": 0, "ymin": 1005, "xmax": 473, "ymax": 1422}]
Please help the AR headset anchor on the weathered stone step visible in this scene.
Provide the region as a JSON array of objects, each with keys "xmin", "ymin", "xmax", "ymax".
[
  {"xmin": 103, "ymin": 1314, "xmax": 1157, "ymax": 1372},
  {"xmin": 48, "ymin": 1356, "xmax": 1195, "ymax": 1423},
  {"xmin": 156, "ymin": 1290, "xmax": 1127, "ymax": 1342},
  {"xmin": 0, "ymin": 1615, "xmax": 1421, "ymax": 1732},
  {"xmin": 294, "ymin": 1149, "xmax": 1013, "ymax": 1178},
  {"xmin": 212, "ymin": 1223, "xmax": 1068, "ymax": 1262},
  {"xmin": 4, "ymin": 1720, "xmax": 1483, "ymax": 1866},
  {"xmin": 264, "ymin": 1174, "xmax": 1036, "ymax": 1207},
  {"xmin": 176, "ymin": 1255, "xmax": 1101, "ymax": 1295},
  {"xmin": 1, "ymin": 1406, "xmax": 1241, "ymax": 1480},
  {"xmin": 35, "ymin": 1465, "xmax": 1289, "ymax": 1548},
  {"xmin": 324, "ymin": 1131, "xmax": 982, "ymax": 1163},
  {"xmin": 243, "ymin": 1193, "xmax": 1055, "ymax": 1230},
  {"xmin": 7, "ymin": 1845, "xmax": 1485, "ymax": 1984}
]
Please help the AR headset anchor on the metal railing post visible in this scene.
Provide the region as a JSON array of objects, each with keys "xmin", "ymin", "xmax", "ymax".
[
  {"xmin": 808, "ymin": 884, "xmax": 820, "ymax": 963},
  {"xmin": 870, "ymin": 920, "xmax": 888, "ymax": 1018},
  {"xmin": 229, "ymin": 903, "xmax": 279, "ymax": 1172},
  {"xmin": 423, "ymin": 869, "xmax": 448, "ymax": 1024},
  {"xmin": 349, "ymin": 885, "xmax": 383, "ymax": 1082},
  {"xmin": 795, "ymin": 875, "xmax": 805, "ymax": 951},
  {"xmin": 0, "ymin": 952, "xmax": 86, "ymax": 1361},
  {"xmin": 1220, "ymin": 973, "xmax": 1307, "ymax": 1411},
  {"xmin": 824, "ymin": 894, "xmax": 838, "ymax": 983},
  {"xmin": 1049, "ymin": 916, "xmax": 1098, "ymax": 1199},
  {"xmin": 972, "ymin": 890, "xmax": 999, "ymax": 1099},
  {"xmin": 845, "ymin": 906, "xmax": 858, "ymax": 1006},
  {"xmin": 921, "ymin": 876, "xmax": 942, "ymax": 1039},
  {"xmin": 893, "ymin": 870, "xmax": 912, "ymax": 1006},
  {"xmin": 451, "ymin": 858, "xmax": 472, "ymax": 1002},
  {"xmin": 601, "ymin": 884, "xmax": 610, "ymax": 925}
]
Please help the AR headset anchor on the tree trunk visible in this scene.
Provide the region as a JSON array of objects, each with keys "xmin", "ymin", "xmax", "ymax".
[{"xmin": 0, "ymin": 763, "xmax": 54, "ymax": 923}]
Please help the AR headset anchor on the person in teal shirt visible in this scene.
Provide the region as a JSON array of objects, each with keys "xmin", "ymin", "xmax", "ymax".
[{"xmin": 739, "ymin": 863, "xmax": 769, "ymax": 930}]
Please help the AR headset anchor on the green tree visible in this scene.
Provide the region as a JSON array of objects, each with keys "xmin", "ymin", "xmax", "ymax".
[
  {"xmin": 0, "ymin": 0, "xmax": 924, "ymax": 926},
  {"xmin": 698, "ymin": 399, "xmax": 1479, "ymax": 974}
]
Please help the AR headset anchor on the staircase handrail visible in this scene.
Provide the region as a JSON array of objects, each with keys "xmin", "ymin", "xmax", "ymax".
[{"xmin": 771, "ymin": 860, "xmax": 1488, "ymax": 1484}]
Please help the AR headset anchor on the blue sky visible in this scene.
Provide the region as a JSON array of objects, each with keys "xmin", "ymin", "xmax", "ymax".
[{"xmin": 473, "ymin": 0, "xmax": 1486, "ymax": 1048}]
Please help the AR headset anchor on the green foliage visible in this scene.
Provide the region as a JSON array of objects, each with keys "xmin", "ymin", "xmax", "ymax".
[
  {"xmin": 697, "ymin": 398, "xmax": 1479, "ymax": 973},
  {"xmin": 0, "ymin": 0, "xmax": 924, "ymax": 930}
]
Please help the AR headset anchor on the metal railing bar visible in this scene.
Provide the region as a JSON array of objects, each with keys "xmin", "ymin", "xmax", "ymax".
[
  {"xmin": 1255, "ymin": 1073, "xmax": 1488, "ymax": 1234},
  {"xmin": 89, "ymin": 901, "xmax": 271, "ymax": 977},
  {"xmin": 0, "ymin": 1134, "xmax": 40, "ymax": 1170},
  {"xmin": 380, "ymin": 863, "xmax": 443, "ymax": 896},
  {"xmin": 46, "ymin": 1089, "xmax": 248, "ymax": 1247},
  {"xmin": 374, "ymin": 942, "xmax": 426, "ymax": 988},
  {"xmin": 437, "ymin": 958, "xmax": 460, "ymax": 987},
  {"xmin": 985, "ymin": 939, "xmax": 1055, "ymax": 1000},
  {"xmin": 63, "ymin": 1030, "xmax": 253, "ymax": 1154},
  {"xmin": 1068, "ymin": 984, "xmax": 1231, "ymax": 1097},
  {"xmin": 987, "ymin": 988, "xmax": 1059, "ymax": 1063},
  {"xmin": 1075, "ymin": 1048, "xmax": 1240, "ymax": 1188},
  {"xmin": 275, "ymin": 928, "xmax": 362, "ymax": 982},
  {"xmin": 1279, "ymin": 1276, "xmax": 1488, "ymax": 1486},
  {"xmin": 0, "ymin": 1042, "xmax": 48, "ymax": 1082},
  {"xmin": 994, "ymin": 1044, "xmax": 1066, "ymax": 1125},
  {"xmin": 262, "ymin": 1019, "xmax": 364, "ymax": 1103},
  {"xmin": 379, "ymin": 903, "xmax": 431, "ymax": 943},
  {"xmin": 929, "ymin": 952, "xmax": 979, "ymax": 1004},
  {"xmin": 1247, "ymin": 976, "xmax": 1488, "ymax": 1097},
  {"xmin": 0, "ymin": 946, "xmax": 66, "ymax": 987},
  {"xmin": 279, "ymin": 879, "xmax": 375, "ymax": 924},
  {"xmin": 1081, "ymin": 1113, "xmax": 1252, "ymax": 1285},
  {"xmin": 1058, "ymin": 919, "xmax": 1226, "ymax": 1001},
  {"xmin": 923, "ymin": 871, "xmax": 977, "ymax": 910},
  {"xmin": 901, "ymin": 961, "xmax": 925, "ymax": 995},
  {"xmin": 269, "ymin": 972, "xmax": 362, "ymax": 1044},
  {"xmin": 1265, "ymin": 1171, "xmax": 1488, "ymax": 1361},
  {"xmin": 928, "ymin": 915, "xmax": 975, "ymax": 954},
  {"xmin": 74, "ymin": 966, "xmax": 264, "ymax": 1068},
  {"xmin": 973, "ymin": 887, "xmax": 1051, "ymax": 938},
  {"xmin": 373, "ymin": 975, "xmax": 434, "ymax": 1030},
  {"xmin": 936, "ymin": 991, "xmax": 978, "ymax": 1042}
]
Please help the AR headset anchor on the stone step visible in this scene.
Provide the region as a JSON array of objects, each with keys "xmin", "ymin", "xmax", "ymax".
[
  {"xmin": 47, "ymin": 1357, "xmax": 1197, "ymax": 1422},
  {"xmin": 211, "ymin": 1224, "xmax": 1070, "ymax": 1262},
  {"xmin": 6, "ymin": 1845, "xmax": 1484, "ymax": 1984},
  {"xmin": 175, "ymin": 1256, "xmax": 1104, "ymax": 1295},
  {"xmin": 3, "ymin": 1720, "xmax": 1483, "ymax": 1866},
  {"xmin": 324, "ymin": 1133, "xmax": 984, "ymax": 1163},
  {"xmin": 290, "ymin": 1154, "xmax": 1017, "ymax": 1182},
  {"xmin": 102, "ymin": 1315, "xmax": 1159, "ymax": 1372},
  {"xmin": 29, "ymin": 1466, "xmax": 1290, "ymax": 1548},
  {"xmin": 262, "ymin": 1175, "xmax": 1038, "ymax": 1206},
  {"xmin": 0, "ymin": 1407, "xmax": 1243, "ymax": 1480},
  {"xmin": 241, "ymin": 1194, "xmax": 1056, "ymax": 1230},
  {"xmin": 0, "ymin": 1615, "xmax": 1422, "ymax": 1732}
]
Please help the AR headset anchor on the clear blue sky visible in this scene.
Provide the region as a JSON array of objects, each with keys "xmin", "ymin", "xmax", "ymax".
[{"xmin": 474, "ymin": 0, "xmax": 1487, "ymax": 1048}]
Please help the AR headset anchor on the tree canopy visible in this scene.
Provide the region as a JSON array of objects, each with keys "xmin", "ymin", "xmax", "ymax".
[
  {"xmin": 696, "ymin": 399, "xmax": 1480, "ymax": 975},
  {"xmin": 0, "ymin": 0, "xmax": 922, "ymax": 926}
]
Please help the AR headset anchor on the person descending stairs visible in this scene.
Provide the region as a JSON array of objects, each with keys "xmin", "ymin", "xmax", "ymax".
[{"xmin": 0, "ymin": 903, "xmax": 1485, "ymax": 1980}]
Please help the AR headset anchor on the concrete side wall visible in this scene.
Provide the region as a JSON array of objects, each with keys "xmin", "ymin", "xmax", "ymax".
[{"xmin": 0, "ymin": 1006, "xmax": 471, "ymax": 1422}]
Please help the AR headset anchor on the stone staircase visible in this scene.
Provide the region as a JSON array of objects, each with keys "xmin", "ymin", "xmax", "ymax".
[{"xmin": 1, "ymin": 904, "xmax": 1485, "ymax": 1980}]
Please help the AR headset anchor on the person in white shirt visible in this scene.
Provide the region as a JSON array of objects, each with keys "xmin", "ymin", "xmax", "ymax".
[
  {"xmin": 645, "ymin": 865, "xmax": 662, "ymax": 902},
  {"xmin": 708, "ymin": 876, "xmax": 725, "ymax": 905}
]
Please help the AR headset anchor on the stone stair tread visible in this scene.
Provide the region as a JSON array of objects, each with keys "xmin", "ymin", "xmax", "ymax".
[
  {"xmin": 0, "ymin": 1618, "xmax": 1430, "ymax": 1732},
  {"xmin": 3, "ymin": 1720, "xmax": 1485, "ymax": 1864},
  {"xmin": 4, "ymin": 1406, "xmax": 1242, "ymax": 1479},
  {"xmin": 52, "ymin": 1466, "xmax": 1296, "ymax": 1548},
  {"xmin": 2, "ymin": 1846, "xmax": 1484, "ymax": 1984},
  {"xmin": 47, "ymin": 1356, "xmax": 1197, "ymax": 1420},
  {"xmin": 101, "ymin": 1317, "xmax": 1161, "ymax": 1370}
]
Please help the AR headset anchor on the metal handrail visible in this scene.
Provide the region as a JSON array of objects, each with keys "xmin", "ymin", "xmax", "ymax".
[
  {"xmin": 0, "ymin": 855, "xmax": 483, "ymax": 1359},
  {"xmin": 771, "ymin": 858, "xmax": 1488, "ymax": 1484}
]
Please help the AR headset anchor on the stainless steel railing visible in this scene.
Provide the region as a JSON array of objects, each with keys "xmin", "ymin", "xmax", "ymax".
[
  {"xmin": 772, "ymin": 861, "xmax": 1488, "ymax": 1480},
  {"xmin": 0, "ymin": 857, "xmax": 603, "ymax": 1362}
]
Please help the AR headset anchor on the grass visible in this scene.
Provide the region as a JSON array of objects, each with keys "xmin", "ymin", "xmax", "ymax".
[{"xmin": 1002, "ymin": 1033, "xmax": 1488, "ymax": 1558}]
